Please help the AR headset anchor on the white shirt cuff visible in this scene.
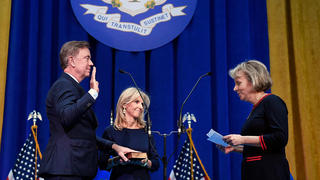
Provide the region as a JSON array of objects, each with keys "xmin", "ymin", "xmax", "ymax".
[{"xmin": 88, "ymin": 89, "xmax": 98, "ymax": 100}]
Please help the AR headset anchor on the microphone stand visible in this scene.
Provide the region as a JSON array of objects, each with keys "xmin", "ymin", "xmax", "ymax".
[
  {"xmin": 153, "ymin": 72, "xmax": 211, "ymax": 180},
  {"xmin": 178, "ymin": 72, "xmax": 211, "ymax": 137},
  {"xmin": 152, "ymin": 130, "xmax": 178, "ymax": 180}
]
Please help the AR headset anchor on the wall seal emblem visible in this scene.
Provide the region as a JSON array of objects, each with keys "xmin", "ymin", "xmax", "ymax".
[{"xmin": 71, "ymin": 0, "xmax": 197, "ymax": 51}]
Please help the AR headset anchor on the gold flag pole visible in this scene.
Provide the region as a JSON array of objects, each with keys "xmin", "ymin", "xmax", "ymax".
[
  {"xmin": 187, "ymin": 128, "xmax": 194, "ymax": 180},
  {"xmin": 28, "ymin": 110, "xmax": 43, "ymax": 180},
  {"xmin": 184, "ymin": 112, "xmax": 211, "ymax": 180}
]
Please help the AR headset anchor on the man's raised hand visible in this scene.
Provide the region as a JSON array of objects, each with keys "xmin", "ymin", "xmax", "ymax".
[{"xmin": 90, "ymin": 66, "xmax": 99, "ymax": 93}]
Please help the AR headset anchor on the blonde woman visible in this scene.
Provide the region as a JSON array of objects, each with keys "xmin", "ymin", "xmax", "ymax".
[
  {"xmin": 99, "ymin": 87, "xmax": 159, "ymax": 180},
  {"xmin": 217, "ymin": 60, "xmax": 290, "ymax": 180}
]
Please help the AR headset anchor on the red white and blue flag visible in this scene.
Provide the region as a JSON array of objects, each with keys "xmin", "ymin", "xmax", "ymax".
[
  {"xmin": 7, "ymin": 134, "xmax": 43, "ymax": 180},
  {"xmin": 169, "ymin": 138, "xmax": 210, "ymax": 180}
]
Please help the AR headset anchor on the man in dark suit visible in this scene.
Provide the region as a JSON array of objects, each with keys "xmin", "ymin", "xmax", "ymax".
[{"xmin": 39, "ymin": 41, "xmax": 135, "ymax": 180}]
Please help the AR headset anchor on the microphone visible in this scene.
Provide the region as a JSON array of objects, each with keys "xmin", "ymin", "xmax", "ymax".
[
  {"xmin": 178, "ymin": 72, "xmax": 211, "ymax": 136},
  {"xmin": 119, "ymin": 69, "xmax": 152, "ymax": 136}
]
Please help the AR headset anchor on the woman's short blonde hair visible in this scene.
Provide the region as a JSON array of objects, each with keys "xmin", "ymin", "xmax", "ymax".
[
  {"xmin": 229, "ymin": 60, "xmax": 272, "ymax": 92},
  {"xmin": 114, "ymin": 87, "xmax": 150, "ymax": 130}
]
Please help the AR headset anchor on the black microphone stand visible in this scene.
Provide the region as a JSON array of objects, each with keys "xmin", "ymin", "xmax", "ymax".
[
  {"xmin": 151, "ymin": 130, "xmax": 179, "ymax": 180},
  {"xmin": 178, "ymin": 72, "xmax": 212, "ymax": 137},
  {"xmin": 152, "ymin": 72, "xmax": 211, "ymax": 180}
]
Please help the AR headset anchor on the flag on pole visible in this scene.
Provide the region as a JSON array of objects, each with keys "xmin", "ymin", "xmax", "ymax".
[
  {"xmin": 169, "ymin": 129, "xmax": 210, "ymax": 180},
  {"xmin": 7, "ymin": 134, "xmax": 43, "ymax": 180}
]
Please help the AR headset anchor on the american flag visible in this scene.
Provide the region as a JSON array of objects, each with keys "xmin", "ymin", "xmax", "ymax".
[
  {"xmin": 7, "ymin": 134, "xmax": 43, "ymax": 180},
  {"xmin": 169, "ymin": 138, "xmax": 210, "ymax": 180}
]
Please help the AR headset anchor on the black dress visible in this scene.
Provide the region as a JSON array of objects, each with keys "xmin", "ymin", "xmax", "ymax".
[
  {"xmin": 240, "ymin": 94, "xmax": 290, "ymax": 180},
  {"xmin": 99, "ymin": 126, "xmax": 160, "ymax": 180}
]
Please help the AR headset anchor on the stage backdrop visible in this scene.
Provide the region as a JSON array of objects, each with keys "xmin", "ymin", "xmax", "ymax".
[{"xmin": 0, "ymin": 0, "xmax": 271, "ymax": 180}]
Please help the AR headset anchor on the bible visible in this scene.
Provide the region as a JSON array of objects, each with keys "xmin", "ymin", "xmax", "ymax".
[
  {"xmin": 106, "ymin": 152, "xmax": 148, "ymax": 170},
  {"xmin": 126, "ymin": 152, "xmax": 147, "ymax": 159}
]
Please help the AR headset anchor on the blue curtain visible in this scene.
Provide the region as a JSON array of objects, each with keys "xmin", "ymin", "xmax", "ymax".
[{"xmin": 0, "ymin": 0, "xmax": 270, "ymax": 180}]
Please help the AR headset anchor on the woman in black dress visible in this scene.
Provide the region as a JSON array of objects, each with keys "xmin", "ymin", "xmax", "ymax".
[
  {"xmin": 99, "ymin": 87, "xmax": 159, "ymax": 180},
  {"xmin": 217, "ymin": 60, "xmax": 290, "ymax": 180}
]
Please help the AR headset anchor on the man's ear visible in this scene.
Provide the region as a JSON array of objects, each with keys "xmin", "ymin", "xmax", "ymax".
[{"xmin": 68, "ymin": 56, "xmax": 76, "ymax": 68}]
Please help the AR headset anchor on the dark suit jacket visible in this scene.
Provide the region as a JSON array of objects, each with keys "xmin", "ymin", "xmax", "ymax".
[{"xmin": 39, "ymin": 73, "xmax": 106, "ymax": 177}]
